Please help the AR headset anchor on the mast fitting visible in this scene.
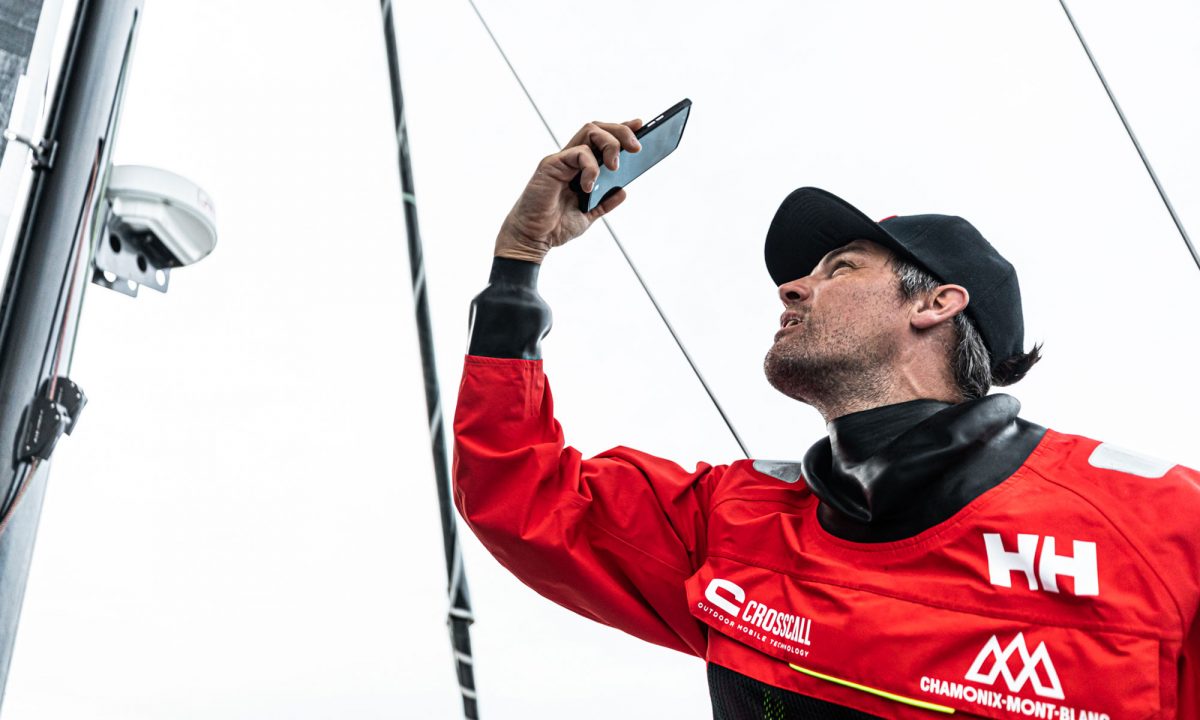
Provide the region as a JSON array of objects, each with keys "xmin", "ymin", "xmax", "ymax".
[{"xmin": 16, "ymin": 378, "xmax": 87, "ymax": 463}]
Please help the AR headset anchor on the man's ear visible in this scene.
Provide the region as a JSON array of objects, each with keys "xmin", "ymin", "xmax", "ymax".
[{"xmin": 911, "ymin": 284, "xmax": 969, "ymax": 330}]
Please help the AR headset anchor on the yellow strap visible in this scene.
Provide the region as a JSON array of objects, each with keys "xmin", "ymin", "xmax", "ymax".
[{"xmin": 787, "ymin": 663, "xmax": 955, "ymax": 715}]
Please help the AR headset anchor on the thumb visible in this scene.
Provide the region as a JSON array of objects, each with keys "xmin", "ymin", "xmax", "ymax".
[{"xmin": 587, "ymin": 188, "xmax": 627, "ymax": 220}]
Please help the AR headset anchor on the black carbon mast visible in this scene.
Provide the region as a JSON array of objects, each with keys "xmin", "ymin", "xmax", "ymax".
[
  {"xmin": 0, "ymin": 0, "xmax": 143, "ymax": 709},
  {"xmin": 378, "ymin": 1, "xmax": 479, "ymax": 717}
]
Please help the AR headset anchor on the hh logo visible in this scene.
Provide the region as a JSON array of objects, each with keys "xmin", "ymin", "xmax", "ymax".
[
  {"xmin": 965, "ymin": 633, "xmax": 1064, "ymax": 700},
  {"xmin": 983, "ymin": 533, "xmax": 1099, "ymax": 596}
]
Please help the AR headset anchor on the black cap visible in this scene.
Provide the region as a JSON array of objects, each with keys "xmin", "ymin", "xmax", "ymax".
[{"xmin": 764, "ymin": 187, "xmax": 1024, "ymax": 371}]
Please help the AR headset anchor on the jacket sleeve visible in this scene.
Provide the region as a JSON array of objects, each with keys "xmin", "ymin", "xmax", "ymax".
[
  {"xmin": 1175, "ymin": 463, "xmax": 1200, "ymax": 718},
  {"xmin": 1160, "ymin": 462, "xmax": 1200, "ymax": 718},
  {"xmin": 1181, "ymin": 614, "xmax": 1200, "ymax": 720},
  {"xmin": 451, "ymin": 258, "xmax": 721, "ymax": 657}
]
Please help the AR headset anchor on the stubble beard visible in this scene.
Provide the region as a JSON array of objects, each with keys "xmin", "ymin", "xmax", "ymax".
[{"xmin": 763, "ymin": 321, "xmax": 896, "ymax": 420}]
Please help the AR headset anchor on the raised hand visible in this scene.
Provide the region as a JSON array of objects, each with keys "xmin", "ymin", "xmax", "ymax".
[{"xmin": 495, "ymin": 119, "xmax": 644, "ymax": 263}]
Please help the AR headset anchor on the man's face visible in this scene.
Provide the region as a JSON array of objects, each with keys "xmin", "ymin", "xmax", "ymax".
[{"xmin": 763, "ymin": 239, "xmax": 910, "ymax": 407}]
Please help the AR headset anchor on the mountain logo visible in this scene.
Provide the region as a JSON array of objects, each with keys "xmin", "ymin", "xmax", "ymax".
[{"xmin": 964, "ymin": 633, "xmax": 1065, "ymax": 700}]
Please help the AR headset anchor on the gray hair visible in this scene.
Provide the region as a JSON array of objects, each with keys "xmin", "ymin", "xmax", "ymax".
[{"xmin": 891, "ymin": 259, "xmax": 993, "ymax": 400}]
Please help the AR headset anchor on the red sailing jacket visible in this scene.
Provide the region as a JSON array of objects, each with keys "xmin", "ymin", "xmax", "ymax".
[{"xmin": 452, "ymin": 356, "xmax": 1200, "ymax": 719}]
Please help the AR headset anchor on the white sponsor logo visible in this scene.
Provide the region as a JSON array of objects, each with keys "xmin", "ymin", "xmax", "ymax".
[
  {"xmin": 698, "ymin": 578, "xmax": 812, "ymax": 653},
  {"xmin": 922, "ymin": 634, "xmax": 1112, "ymax": 718},
  {"xmin": 704, "ymin": 577, "xmax": 744, "ymax": 617},
  {"xmin": 984, "ymin": 533, "xmax": 1099, "ymax": 596},
  {"xmin": 965, "ymin": 633, "xmax": 1064, "ymax": 700}
]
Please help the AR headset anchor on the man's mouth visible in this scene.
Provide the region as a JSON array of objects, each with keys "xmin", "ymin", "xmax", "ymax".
[
  {"xmin": 778, "ymin": 310, "xmax": 803, "ymax": 328},
  {"xmin": 775, "ymin": 311, "xmax": 802, "ymax": 340},
  {"xmin": 774, "ymin": 316, "xmax": 802, "ymax": 342}
]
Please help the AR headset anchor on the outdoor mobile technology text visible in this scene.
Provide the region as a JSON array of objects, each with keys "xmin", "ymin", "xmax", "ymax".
[{"xmin": 571, "ymin": 99, "xmax": 692, "ymax": 213}]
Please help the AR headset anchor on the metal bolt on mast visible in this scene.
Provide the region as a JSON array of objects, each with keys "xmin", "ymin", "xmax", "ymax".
[{"xmin": 378, "ymin": 2, "xmax": 479, "ymax": 717}]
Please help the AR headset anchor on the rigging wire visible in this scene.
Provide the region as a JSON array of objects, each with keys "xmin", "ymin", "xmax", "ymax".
[
  {"xmin": 0, "ymin": 461, "xmax": 40, "ymax": 538},
  {"xmin": 0, "ymin": 143, "xmax": 102, "ymax": 525},
  {"xmin": 465, "ymin": 0, "xmax": 751, "ymax": 459},
  {"xmin": 49, "ymin": 142, "xmax": 103, "ymax": 396},
  {"xmin": 1057, "ymin": 0, "xmax": 1199, "ymax": 272}
]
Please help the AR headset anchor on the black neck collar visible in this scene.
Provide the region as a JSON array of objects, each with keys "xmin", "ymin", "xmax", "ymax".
[
  {"xmin": 828, "ymin": 399, "xmax": 953, "ymax": 462},
  {"xmin": 801, "ymin": 395, "xmax": 1046, "ymax": 542}
]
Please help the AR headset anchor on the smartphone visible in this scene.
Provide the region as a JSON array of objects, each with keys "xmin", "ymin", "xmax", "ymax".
[{"xmin": 571, "ymin": 98, "xmax": 692, "ymax": 213}]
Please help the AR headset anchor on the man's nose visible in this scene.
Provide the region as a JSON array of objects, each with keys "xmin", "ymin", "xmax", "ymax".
[{"xmin": 777, "ymin": 276, "xmax": 812, "ymax": 304}]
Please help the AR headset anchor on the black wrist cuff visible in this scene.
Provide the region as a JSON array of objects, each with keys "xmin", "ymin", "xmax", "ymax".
[{"xmin": 467, "ymin": 258, "xmax": 552, "ymax": 359}]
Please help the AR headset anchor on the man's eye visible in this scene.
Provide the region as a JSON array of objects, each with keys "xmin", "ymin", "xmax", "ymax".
[{"xmin": 831, "ymin": 262, "xmax": 853, "ymax": 275}]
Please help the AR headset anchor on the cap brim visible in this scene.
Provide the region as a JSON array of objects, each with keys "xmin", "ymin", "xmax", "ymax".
[{"xmin": 764, "ymin": 187, "xmax": 912, "ymax": 285}]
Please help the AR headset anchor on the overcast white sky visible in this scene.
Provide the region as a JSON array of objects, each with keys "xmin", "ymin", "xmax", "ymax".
[{"xmin": 4, "ymin": 1, "xmax": 1199, "ymax": 718}]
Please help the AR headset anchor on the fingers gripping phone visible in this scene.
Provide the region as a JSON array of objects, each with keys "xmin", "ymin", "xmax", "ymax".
[{"xmin": 571, "ymin": 98, "xmax": 692, "ymax": 213}]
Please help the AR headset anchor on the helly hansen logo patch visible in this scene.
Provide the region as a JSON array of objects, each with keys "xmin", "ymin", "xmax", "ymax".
[{"xmin": 983, "ymin": 533, "xmax": 1099, "ymax": 596}]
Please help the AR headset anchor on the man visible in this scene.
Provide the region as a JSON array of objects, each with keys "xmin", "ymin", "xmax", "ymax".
[{"xmin": 452, "ymin": 119, "xmax": 1200, "ymax": 718}]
